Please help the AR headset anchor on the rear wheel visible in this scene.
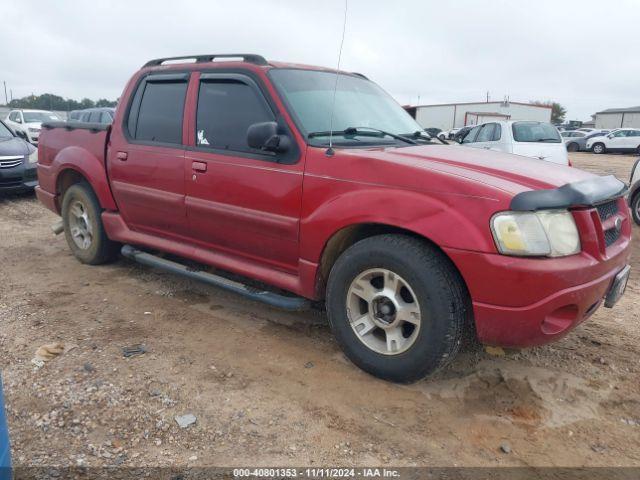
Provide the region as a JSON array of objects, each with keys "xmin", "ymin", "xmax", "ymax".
[
  {"xmin": 61, "ymin": 183, "xmax": 119, "ymax": 265},
  {"xmin": 592, "ymin": 142, "xmax": 606, "ymax": 154},
  {"xmin": 567, "ymin": 142, "xmax": 579, "ymax": 152},
  {"xmin": 326, "ymin": 235, "xmax": 470, "ymax": 383},
  {"xmin": 631, "ymin": 192, "xmax": 640, "ymax": 226}
]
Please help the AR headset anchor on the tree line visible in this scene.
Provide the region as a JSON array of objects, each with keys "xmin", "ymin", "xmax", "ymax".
[{"xmin": 3, "ymin": 93, "xmax": 117, "ymax": 111}]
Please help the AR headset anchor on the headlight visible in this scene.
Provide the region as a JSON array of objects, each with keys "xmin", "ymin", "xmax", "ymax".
[
  {"xmin": 491, "ymin": 210, "xmax": 581, "ymax": 257},
  {"xmin": 28, "ymin": 150, "xmax": 38, "ymax": 164},
  {"xmin": 28, "ymin": 127, "xmax": 40, "ymax": 133}
]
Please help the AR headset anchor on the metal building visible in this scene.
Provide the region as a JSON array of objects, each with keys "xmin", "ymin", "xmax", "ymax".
[
  {"xmin": 594, "ymin": 106, "xmax": 640, "ymax": 129},
  {"xmin": 405, "ymin": 101, "xmax": 552, "ymax": 131}
]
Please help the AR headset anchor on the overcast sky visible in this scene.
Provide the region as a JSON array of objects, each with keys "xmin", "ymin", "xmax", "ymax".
[{"xmin": 1, "ymin": 0, "xmax": 638, "ymax": 121}]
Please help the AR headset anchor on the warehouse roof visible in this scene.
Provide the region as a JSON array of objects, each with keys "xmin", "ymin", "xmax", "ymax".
[
  {"xmin": 596, "ymin": 106, "xmax": 640, "ymax": 114},
  {"xmin": 412, "ymin": 101, "xmax": 552, "ymax": 110}
]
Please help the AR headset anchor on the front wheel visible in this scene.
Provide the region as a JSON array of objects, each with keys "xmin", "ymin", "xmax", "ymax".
[
  {"xmin": 631, "ymin": 192, "xmax": 640, "ymax": 226},
  {"xmin": 326, "ymin": 235, "xmax": 470, "ymax": 383},
  {"xmin": 61, "ymin": 182, "xmax": 119, "ymax": 265},
  {"xmin": 592, "ymin": 143, "xmax": 606, "ymax": 154}
]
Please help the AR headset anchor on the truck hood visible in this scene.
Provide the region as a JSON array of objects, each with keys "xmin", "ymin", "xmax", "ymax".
[{"xmin": 346, "ymin": 144, "xmax": 595, "ymax": 196}]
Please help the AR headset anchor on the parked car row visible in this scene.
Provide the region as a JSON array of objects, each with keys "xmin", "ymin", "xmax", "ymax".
[
  {"xmin": 2, "ymin": 108, "xmax": 116, "ymax": 147},
  {"xmin": 4, "ymin": 109, "xmax": 61, "ymax": 144},
  {"xmin": 67, "ymin": 107, "xmax": 115, "ymax": 124},
  {"xmin": 561, "ymin": 129, "xmax": 611, "ymax": 152}
]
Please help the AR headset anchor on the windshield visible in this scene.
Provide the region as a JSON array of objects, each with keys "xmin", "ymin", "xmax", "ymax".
[
  {"xmin": 0, "ymin": 121, "xmax": 13, "ymax": 139},
  {"xmin": 512, "ymin": 122, "xmax": 561, "ymax": 143},
  {"xmin": 23, "ymin": 111, "xmax": 60, "ymax": 123},
  {"xmin": 269, "ymin": 69, "xmax": 423, "ymax": 145}
]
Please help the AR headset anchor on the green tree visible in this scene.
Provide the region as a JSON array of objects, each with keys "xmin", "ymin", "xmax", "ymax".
[
  {"xmin": 530, "ymin": 100, "xmax": 567, "ymax": 124},
  {"xmin": 8, "ymin": 93, "xmax": 116, "ymax": 111}
]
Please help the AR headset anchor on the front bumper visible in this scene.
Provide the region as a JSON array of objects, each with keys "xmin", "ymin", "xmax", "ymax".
[
  {"xmin": 0, "ymin": 161, "xmax": 37, "ymax": 193},
  {"xmin": 444, "ymin": 200, "xmax": 632, "ymax": 347},
  {"xmin": 471, "ymin": 263, "xmax": 628, "ymax": 347}
]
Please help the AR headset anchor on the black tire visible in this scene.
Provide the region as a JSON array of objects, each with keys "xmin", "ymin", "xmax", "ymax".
[
  {"xmin": 631, "ymin": 192, "xmax": 640, "ymax": 226},
  {"xmin": 567, "ymin": 142, "xmax": 579, "ymax": 152},
  {"xmin": 61, "ymin": 182, "xmax": 119, "ymax": 265},
  {"xmin": 326, "ymin": 234, "xmax": 470, "ymax": 383},
  {"xmin": 592, "ymin": 142, "xmax": 606, "ymax": 154}
]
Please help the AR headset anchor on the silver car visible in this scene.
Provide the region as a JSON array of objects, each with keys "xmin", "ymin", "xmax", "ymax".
[{"xmin": 561, "ymin": 130, "xmax": 610, "ymax": 152}]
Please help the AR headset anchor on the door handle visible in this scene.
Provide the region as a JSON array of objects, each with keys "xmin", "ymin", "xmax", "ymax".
[
  {"xmin": 192, "ymin": 161, "xmax": 207, "ymax": 173},
  {"xmin": 116, "ymin": 151, "xmax": 128, "ymax": 161}
]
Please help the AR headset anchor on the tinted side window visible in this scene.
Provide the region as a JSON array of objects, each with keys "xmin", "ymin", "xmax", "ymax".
[
  {"xmin": 134, "ymin": 81, "xmax": 187, "ymax": 144},
  {"xmin": 89, "ymin": 111, "xmax": 101, "ymax": 123},
  {"xmin": 492, "ymin": 123, "xmax": 502, "ymax": 141},
  {"xmin": 476, "ymin": 123, "xmax": 496, "ymax": 142},
  {"xmin": 462, "ymin": 125, "xmax": 481, "ymax": 144},
  {"xmin": 196, "ymin": 80, "xmax": 273, "ymax": 153},
  {"xmin": 8, "ymin": 112, "xmax": 17, "ymax": 121}
]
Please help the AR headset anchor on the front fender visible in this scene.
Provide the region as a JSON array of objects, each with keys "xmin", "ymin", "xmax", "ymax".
[{"xmin": 300, "ymin": 185, "xmax": 502, "ymax": 263}]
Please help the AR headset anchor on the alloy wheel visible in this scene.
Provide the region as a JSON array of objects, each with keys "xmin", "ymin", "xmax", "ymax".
[{"xmin": 346, "ymin": 268, "xmax": 421, "ymax": 355}]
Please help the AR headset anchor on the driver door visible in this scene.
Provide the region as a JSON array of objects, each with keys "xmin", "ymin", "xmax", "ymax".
[{"xmin": 184, "ymin": 72, "xmax": 304, "ymax": 272}]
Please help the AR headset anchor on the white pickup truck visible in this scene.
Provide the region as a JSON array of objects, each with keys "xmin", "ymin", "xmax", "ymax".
[{"xmin": 459, "ymin": 120, "xmax": 569, "ymax": 165}]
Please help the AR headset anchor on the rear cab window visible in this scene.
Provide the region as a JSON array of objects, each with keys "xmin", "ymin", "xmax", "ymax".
[
  {"xmin": 512, "ymin": 122, "xmax": 561, "ymax": 143},
  {"xmin": 126, "ymin": 74, "xmax": 189, "ymax": 145}
]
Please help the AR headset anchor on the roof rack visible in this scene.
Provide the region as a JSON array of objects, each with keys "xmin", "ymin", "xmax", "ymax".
[{"xmin": 143, "ymin": 54, "xmax": 268, "ymax": 68}]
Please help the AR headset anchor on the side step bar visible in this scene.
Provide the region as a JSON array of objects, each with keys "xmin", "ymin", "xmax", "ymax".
[{"xmin": 121, "ymin": 245, "xmax": 311, "ymax": 311}]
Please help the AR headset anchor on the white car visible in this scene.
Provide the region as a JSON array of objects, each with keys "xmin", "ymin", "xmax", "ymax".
[
  {"xmin": 585, "ymin": 128, "xmax": 640, "ymax": 155},
  {"xmin": 459, "ymin": 120, "xmax": 569, "ymax": 165},
  {"xmin": 438, "ymin": 127, "xmax": 461, "ymax": 140},
  {"xmin": 4, "ymin": 109, "xmax": 62, "ymax": 144},
  {"xmin": 629, "ymin": 158, "xmax": 640, "ymax": 225}
]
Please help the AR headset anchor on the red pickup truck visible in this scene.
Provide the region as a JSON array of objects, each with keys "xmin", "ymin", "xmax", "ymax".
[{"xmin": 36, "ymin": 54, "xmax": 632, "ymax": 383}]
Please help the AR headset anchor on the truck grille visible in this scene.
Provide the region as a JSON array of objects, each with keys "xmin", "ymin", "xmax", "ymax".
[
  {"xmin": 596, "ymin": 200, "xmax": 621, "ymax": 247},
  {"xmin": 0, "ymin": 156, "xmax": 24, "ymax": 169},
  {"xmin": 596, "ymin": 200, "xmax": 618, "ymax": 221}
]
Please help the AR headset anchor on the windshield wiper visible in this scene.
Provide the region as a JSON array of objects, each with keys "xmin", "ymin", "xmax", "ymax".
[
  {"xmin": 308, "ymin": 127, "xmax": 418, "ymax": 145},
  {"xmin": 406, "ymin": 130, "xmax": 448, "ymax": 145}
]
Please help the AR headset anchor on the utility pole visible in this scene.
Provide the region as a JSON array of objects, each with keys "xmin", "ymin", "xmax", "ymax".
[
  {"xmin": 2, "ymin": 81, "xmax": 6, "ymax": 105},
  {"xmin": 486, "ymin": 91, "xmax": 490, "ymax": 102}
]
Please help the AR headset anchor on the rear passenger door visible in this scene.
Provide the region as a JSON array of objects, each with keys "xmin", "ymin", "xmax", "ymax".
[
  {"xmin": 184, "ymin": 72, "xmax": 304, "ymax": 272},
  {"xmin": 107, "ymin": 73, "xmax": 190, "ymax": 238}
]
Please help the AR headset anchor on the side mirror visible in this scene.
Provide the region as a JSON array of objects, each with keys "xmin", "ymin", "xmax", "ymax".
[
  {"xmin": 15, "ymin": 130, "xmax": 27, "ymax": 140},
  {"xmin": 607, "ymin": 134, "xmax": 614, "ymax": 139},
  {"xmin": 15, "ymin": 118, "xmax": 22, "ymax": 124},
  {"xmin": 247, "ymin": 121, "xmax": 291, "ymax": 154}
]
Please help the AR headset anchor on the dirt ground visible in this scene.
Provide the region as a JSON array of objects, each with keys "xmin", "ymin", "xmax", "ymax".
[{"xmin": 0, "ymin": 152, "xmax": 638, "ymax": 469}]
